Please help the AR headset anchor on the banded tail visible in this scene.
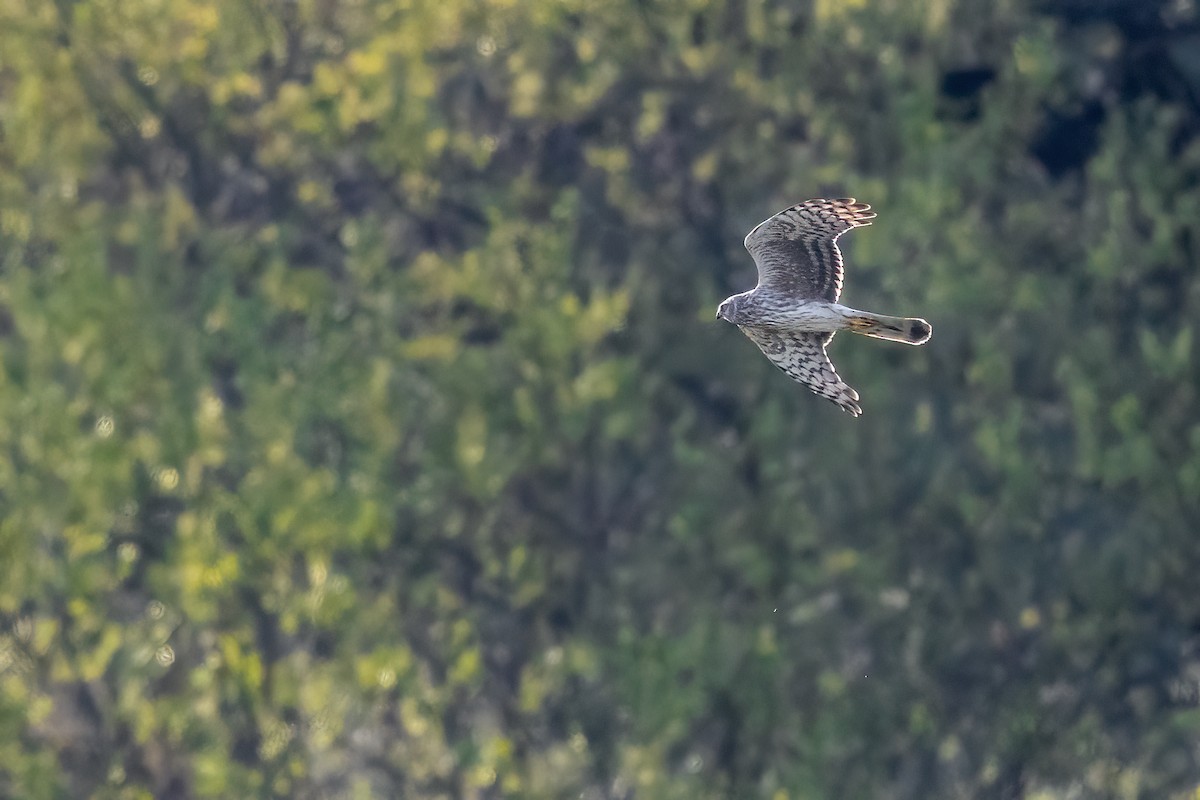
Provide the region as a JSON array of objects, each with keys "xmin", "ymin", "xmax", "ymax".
[{"xmin": 847, "ymin": 313, "xmax": 932, "ymax": 345}]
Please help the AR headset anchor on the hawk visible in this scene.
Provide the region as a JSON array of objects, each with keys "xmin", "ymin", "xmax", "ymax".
[{"xmin": 716, "ymin": 198, "xmax": 931, "ymax": 416}]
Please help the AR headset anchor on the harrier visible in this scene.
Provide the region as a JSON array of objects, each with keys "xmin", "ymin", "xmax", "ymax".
[{"xmin": 716, "ymin": 198, "xmax": 931, "ymax": 416}]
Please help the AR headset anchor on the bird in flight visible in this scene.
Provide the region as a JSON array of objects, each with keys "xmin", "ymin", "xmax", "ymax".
[{"xmin": 716, "ymin": 198, "xmax": 931, "ymax": 416}]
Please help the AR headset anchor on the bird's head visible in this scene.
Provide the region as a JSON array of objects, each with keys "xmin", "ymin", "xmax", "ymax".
[{"xmin": 716, "ymin": 296, "xmax": 738, "ymax": 323}]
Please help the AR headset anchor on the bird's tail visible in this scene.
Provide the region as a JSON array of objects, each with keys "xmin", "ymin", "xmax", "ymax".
[{"xmin": 847, "ymin": 313, "xmax": 932, "ymax": 345}]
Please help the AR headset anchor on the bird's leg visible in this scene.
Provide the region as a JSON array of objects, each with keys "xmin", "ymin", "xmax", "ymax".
[{"xmin": 847, "ymin": 316, "xmax": 889, "ymax": 333}]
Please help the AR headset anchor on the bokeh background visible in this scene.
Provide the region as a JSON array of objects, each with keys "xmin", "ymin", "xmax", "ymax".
[{"xmin": 3, "ymin": 0, "xmax": 1200, "ymax": 797}]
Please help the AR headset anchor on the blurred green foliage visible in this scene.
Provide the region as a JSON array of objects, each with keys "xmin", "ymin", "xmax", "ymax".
[{"xmin": 2, "ymin": 0, "xmax": 1200, "ymax": 797}]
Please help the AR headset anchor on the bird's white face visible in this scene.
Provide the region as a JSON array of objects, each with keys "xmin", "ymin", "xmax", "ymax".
[{"xmin": 716, "ymin": 298, "xmax": 736, "ymax": 323}]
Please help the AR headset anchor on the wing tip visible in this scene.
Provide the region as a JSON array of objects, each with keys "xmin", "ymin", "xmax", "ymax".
[
  {"xmin": 826, "ymin": 197, "xmax": 876, "ymax": 226},
  {"xmin": 837, "ymin": 386, "xmax": 862, "ymax": 416},
  {"xmin": 744, "ymin": 196, "xmax": 876, "ymax": 253}
]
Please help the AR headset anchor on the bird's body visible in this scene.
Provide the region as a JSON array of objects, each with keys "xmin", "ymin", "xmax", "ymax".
[
  {"xmin": 723, "ymin": 292, "xmax": 856, "ymax": 332},
  {"xmin": 717, "ymin": 198, "xmax": 931, "ymax": 416}
]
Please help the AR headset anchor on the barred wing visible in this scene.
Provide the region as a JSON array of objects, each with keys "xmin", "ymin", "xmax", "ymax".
[
  {"xmin": 741, "ymin": 327, "xmax": 862, "ymax": 416},
  {"xmin": 743, "ymin": 198, "xmax": 875, "ymax": 302}
]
